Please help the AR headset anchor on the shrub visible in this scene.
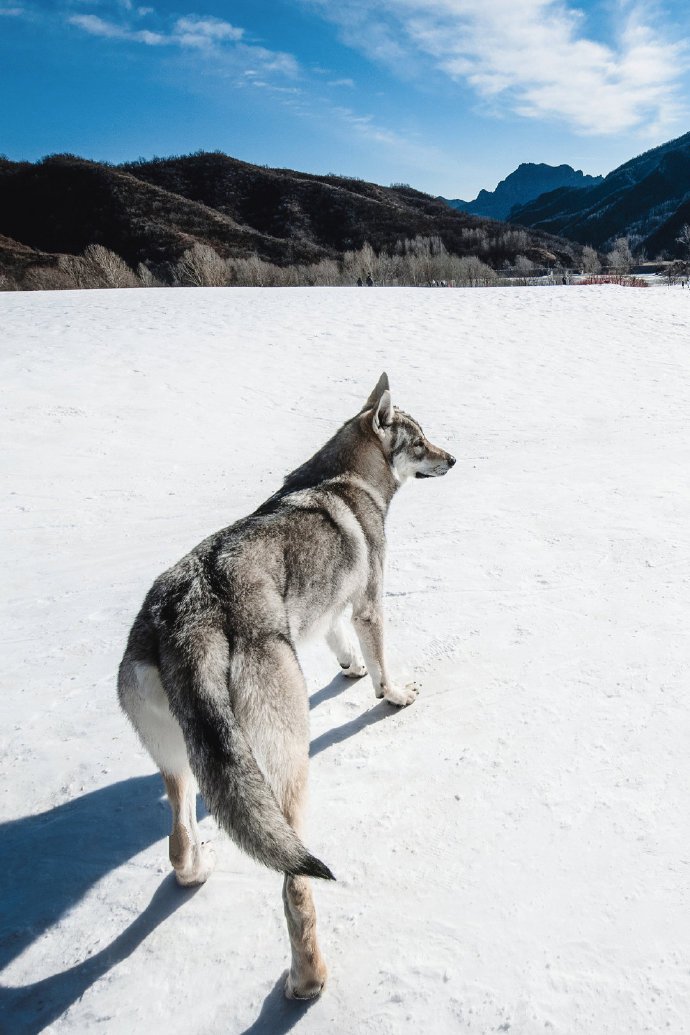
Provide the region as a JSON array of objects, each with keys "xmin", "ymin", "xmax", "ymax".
[{"xmin": 174, "ymin": 242, "xmax": 228, "ymax": 286}]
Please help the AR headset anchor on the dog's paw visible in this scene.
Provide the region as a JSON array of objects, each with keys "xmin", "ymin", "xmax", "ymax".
[
  {"xmin": 174, "ymin": 841, "xmax": 216, "ymax": 887},
  {"xmin": 382, "ymin": 681, "xmax": 420, "ymax": 707},
  {"xmin": 284, "ymin": 967, "xmax": 327, "ymax": 1000},
  {"xmin": 340, "ymin": 658, "xmax": 367, "ymax": 678}
]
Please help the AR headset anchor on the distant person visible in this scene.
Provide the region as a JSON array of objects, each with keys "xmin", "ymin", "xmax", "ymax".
[
  {"xmin": 356, "ymin": 277, "xmax": 363, "ymax": 287},
  {"xmin": 366, "ymin": 273, "xmax": 374, "ymax": 287}
]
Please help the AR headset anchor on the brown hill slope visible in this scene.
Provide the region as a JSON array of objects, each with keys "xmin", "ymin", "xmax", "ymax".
[
  {"xmin": 122, "ymin": 152, "xmax": 582, "ymax": 265},
  {"xmin": 0, "ymin": 155, "xmax": 321, "ymax": 272},
  {"xmin": 0, "ymin": 233, "xmax": 59, "ymax": 280},
  {"xmin": 0, "ymin": 152, "xmax": 585, "ymax": 282}
]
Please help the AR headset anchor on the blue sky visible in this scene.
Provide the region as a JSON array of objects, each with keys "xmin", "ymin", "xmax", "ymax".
[{"xmin": 1, "ymin": 0, "xmax": 688, "ymax": 198}]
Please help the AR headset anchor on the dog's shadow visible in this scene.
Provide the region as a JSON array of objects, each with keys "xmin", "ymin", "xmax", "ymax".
[
  {"xmin": 0, "ymin": 682, "xmax": 397, "ymax": 1033},
  {"xmin": 239, "ymin": 974, "xmax": 320, "ymax": 1035},
  {"xmin": 310, "ymin": 673, "xmax": 401, "ymax": 757},
  {"xmin": 0, "ymin": 774, "xmax": 201, "ymax": 1034},
  {"xmin": 309, "ymin": 672, "xmax": 351, "ymax": 711}
]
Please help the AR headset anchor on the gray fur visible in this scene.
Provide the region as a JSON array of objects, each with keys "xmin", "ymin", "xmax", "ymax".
[{"xmin": 117, "ymin": 373, "xmax": 455, "ymax": 888}]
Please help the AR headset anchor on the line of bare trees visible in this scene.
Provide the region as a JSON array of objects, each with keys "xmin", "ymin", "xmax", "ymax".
[
  {"xmin": 17, "ymin": 244, "xmax": 148, "ymax": 290},
  {"xmin": 8, "ymin": 237, "xmax": 510, "ymax": 291},
  {"xmin": 173, "ymin": 237, "xmax": 502, "ymax": 288},
  {"xmin": 7, "ymin": 225, "xmax": 689, "ymax": 292}
]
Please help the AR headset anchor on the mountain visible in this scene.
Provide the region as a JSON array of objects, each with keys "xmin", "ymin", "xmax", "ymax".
[
  {"xmin": 0, "ymin": 152, "xmax": 585, "ymax": 285},
  {"xmin": 509, "ymin": 132, "xmax": 690, "ymax": 254},
  {"xmin": 442, "ymin": 164, "xmax": 603, "ymax": 221}
]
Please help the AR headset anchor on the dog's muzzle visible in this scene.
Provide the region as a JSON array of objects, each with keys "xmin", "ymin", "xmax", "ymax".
[{"xmin": 415, "ymin": 455, "xmax": 456, "ymax": 478}]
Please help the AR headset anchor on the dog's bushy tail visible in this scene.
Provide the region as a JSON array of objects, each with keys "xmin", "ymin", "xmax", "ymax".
[{"xmin": 165, "ymin": 642, "xmax": 334, "ymax": 881}]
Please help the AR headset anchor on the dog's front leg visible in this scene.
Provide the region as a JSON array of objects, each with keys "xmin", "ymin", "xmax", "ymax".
[
  {"xmin": 326, "ymin": 614, "xmax": 367, "ymax": 678},
  {"xmin": 352, "ymin": 600, "xmax": 419, "ymax": 707}
]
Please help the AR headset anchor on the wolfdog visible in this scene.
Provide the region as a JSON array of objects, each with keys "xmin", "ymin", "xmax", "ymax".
[{"xmin": 118, "ymin": 373, "xmax": 455, "ymax": 998}]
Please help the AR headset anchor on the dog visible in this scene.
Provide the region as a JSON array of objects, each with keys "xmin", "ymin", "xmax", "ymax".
[{"xmin": 117, "ymin": 372, "xmax": 455, "ymax": 999}]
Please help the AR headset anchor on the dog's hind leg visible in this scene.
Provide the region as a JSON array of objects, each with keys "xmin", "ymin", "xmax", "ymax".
[
  {"xmin": 162, "ymin": 769, "xmax": 216, "ymax": 887},
  {"xmin": 281, "ymin": 770, "xmax": 328, "ymax": 1000},
  {"xmin": 119, "ymin": 657, "xmax": 215, "ymax": 886},
  {"xmin": 282, "ymin": 870, "xmax": 327, "ymax": 1000},
  {"xmin": 232, "ymin": 638, "xmax": 329, "ymax": 999},
  {"xmin": 326, "ymin": 613, "xmax": 367, "ymax": 678}
]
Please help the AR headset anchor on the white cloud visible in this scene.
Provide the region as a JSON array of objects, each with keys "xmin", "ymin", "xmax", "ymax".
[
  {"xmin": 67, "ymin": 7, "xmax": 298, "ymax": 76},
  {"xmin": 311, "ymin": 103, "xmax": 447, "ymax": 171},
  {"xmin": 303, "ymin": 0, "xmax": 688, "ymax": 135},
  {"xmin": 173, "ymin": 15, "xmax": 243, "ymax": 48},
  {"xmin": 239, "ymin": 44, "xmax": 299, "ymax": 77},
  {"xmin": 67, "ymin": 13, "xmax": 165, "ymax": 44}
]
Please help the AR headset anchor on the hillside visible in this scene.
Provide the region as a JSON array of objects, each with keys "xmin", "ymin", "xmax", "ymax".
[
  {"xmin": 0, "ymin": 233, "xmax": 58, "ymax": 281},
  {"xmin": 442, "ymin": 163, "xmax": 603, "ymax": 221},
  {"xmin": 0, "ymin": 153, "xmax": 585, "ymax": 286},
  {"xmin": 121, "ymin": 152, "xmax": 586, "ymax": 266},
  {"xmin": 509, "ymin": 132, "xmax": 690, "ymax": 254},
  {"xmin": 0, "ymin": 155, "xmax": 317, "ymax": 271}
]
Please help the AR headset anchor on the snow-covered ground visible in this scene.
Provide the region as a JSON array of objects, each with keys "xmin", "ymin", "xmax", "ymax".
[{"xmin": 2, "ymin": 285, "xmax": 689, "ymax": 1035}]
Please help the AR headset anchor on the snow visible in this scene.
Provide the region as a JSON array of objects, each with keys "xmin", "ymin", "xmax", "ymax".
[{"xmin": 1, "ymin": 285, "xmax": 689, "ymax": 1034}]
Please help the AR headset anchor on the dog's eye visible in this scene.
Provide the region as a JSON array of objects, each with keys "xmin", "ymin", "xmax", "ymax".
[{"xmin": 413, "ymin": 439, "xmax": 423, "ymax": 449}]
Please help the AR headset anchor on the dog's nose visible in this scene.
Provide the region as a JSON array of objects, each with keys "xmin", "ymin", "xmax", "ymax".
[{"xmin": 447, "ymin": 455, "xmax": 456, "ymax": 467}]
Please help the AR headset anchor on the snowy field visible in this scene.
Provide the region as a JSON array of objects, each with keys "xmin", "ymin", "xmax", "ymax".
[{"xmin": 2, "ymin": 285, "xmax": 689, "ymax": 1035}]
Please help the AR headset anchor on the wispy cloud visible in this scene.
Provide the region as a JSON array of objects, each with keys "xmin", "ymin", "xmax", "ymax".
[
  {"xmin": 66, "ymin": 5, "xmax": 299, "ymax": 76},
  {"xmin": 9, "ymin": 0, "xmax": 489, "ymax": 180},
  {"xmin": 173, "ymin": 15, "xmax": 243, "ymax": 47},
  {"xmin": 281, "ymin": 91, "xmax": 448, "ymax": 172},
  {"xmin": 302, "ymin": 0, "xmax": 688, "ymax": 135},
  {"xmin": 66, "ymin": 4, "xmax": 427, "ymax": 161},
  {"xmin": 68, "ymin": 13, "xmax": 166, "ymax": 44}
]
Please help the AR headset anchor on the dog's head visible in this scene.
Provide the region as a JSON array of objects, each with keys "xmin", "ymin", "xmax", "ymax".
[{"xmin": 361, "ymin": 372, "xmax": 456, "ymax": 483}]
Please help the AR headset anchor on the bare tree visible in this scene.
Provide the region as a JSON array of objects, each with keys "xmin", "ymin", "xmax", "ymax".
[
  {"xmin": 454, "ymin": 256, "xmax": 497, "ymax": 287},
  {"xmin": 310, "ymin": 259, "xmax": 341, "ymax": 286},
  {"xmin": 665, "ymin": 260, "xmax": 687, "ymax": 286},
  {"xmin": 581, "ymin": 245, "xmax": 601, "ymax": 274},
  {"xmin": 82, "ymin": 244, "xmax": 139, "ymax": 288},
  {"xmin": 174, "ymin": 243, "xmax": 228, "ymax": 286},
  {"xmin": 136, "ymin": 262, "xmax": 162, "ymax": 287},
  {"xmin": 608, "ymin": 237, "xmax": 634, "ymax": 275},
  {"xmin": 676, "ymin": 223, "xmax": 690, "ymax": 255},
  {"xmin": 514, "ymin": 254, "xmax": 534, "ymax": 276},
  {"xmin": 24, "ymin": 263, "xmax": 77, "ymax": 290}
]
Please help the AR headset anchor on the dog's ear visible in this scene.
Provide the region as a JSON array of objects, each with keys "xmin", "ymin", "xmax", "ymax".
[
  {"xmin": 372, "ymin": 389, "xmax": 393, "ymax": 439},
  {"xmin": 362, "ymin": 372, "xmax": 390, "ymax": 412}
]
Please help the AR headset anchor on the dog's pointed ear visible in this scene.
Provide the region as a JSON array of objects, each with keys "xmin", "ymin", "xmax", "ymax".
[
  {"xmin": 362, "ymin": 372, "xmax": 390, "ymax": 412},
  {"xmin": 372, "ymin": 389, "xmax": 393, "ymax": 439}
]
